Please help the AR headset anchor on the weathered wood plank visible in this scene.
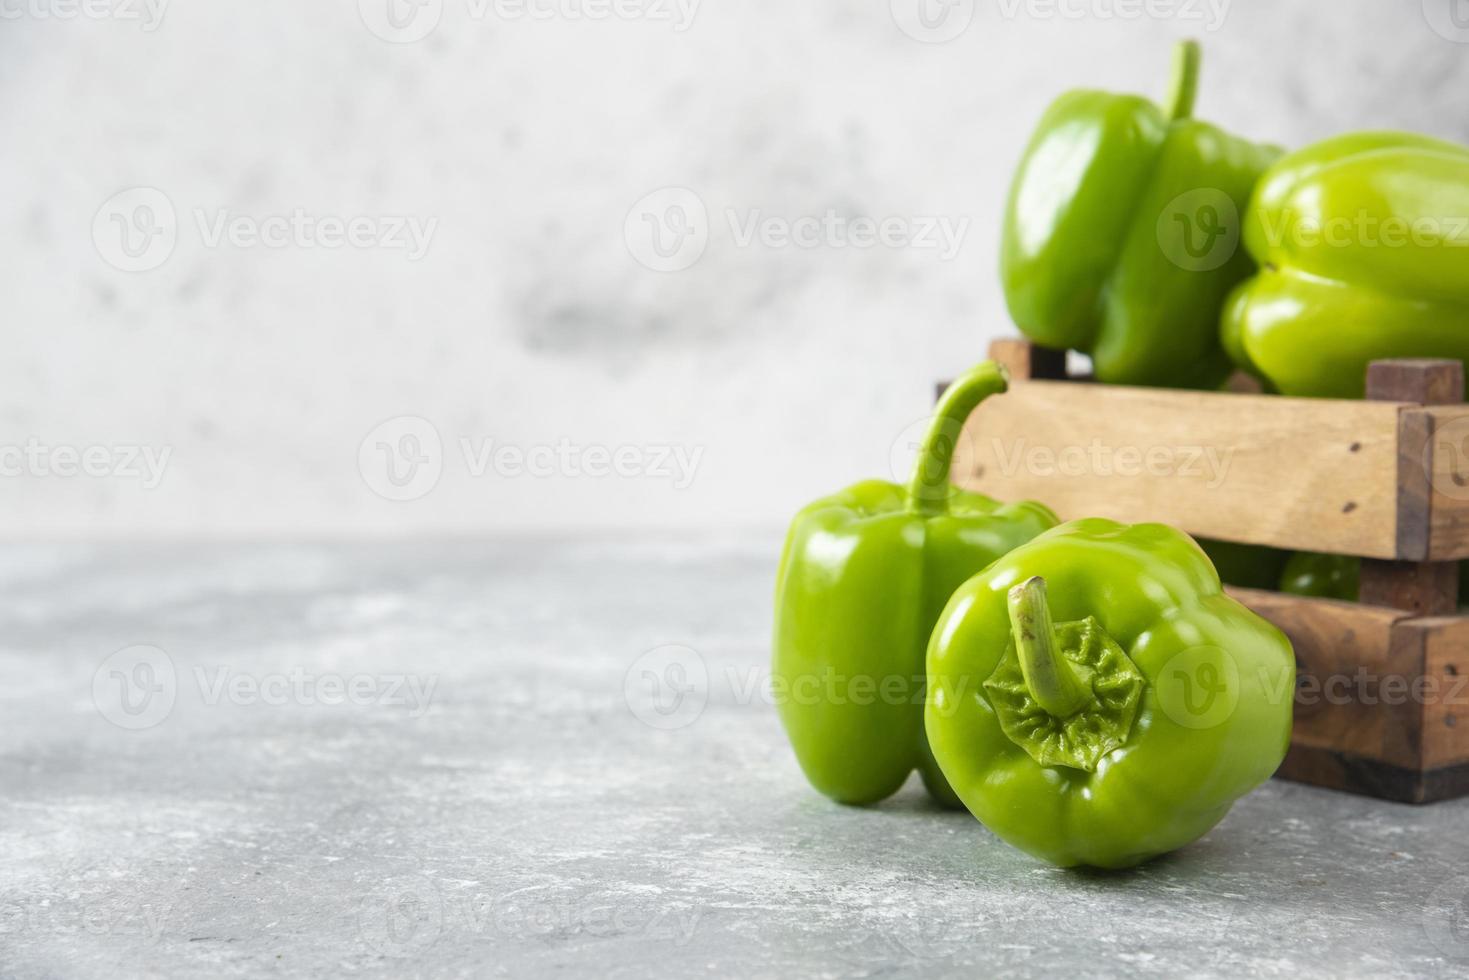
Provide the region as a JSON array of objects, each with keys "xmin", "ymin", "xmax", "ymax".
[
  {"xmin": 953, "ymin": 381, "xmax": 1404, "ymax": 557},
  {"xmin": 1410, "ymin": 616, "xmax": 1469, "ymax": 770},
  {"xmin": 1228, "ymin": 588, "xmax": 1415, "ymax": 766},
  {"xmin": 1359, "ymin": 360, "xmax": 1462, "ymax": 606},
  {"xmin": 1423, "ymin": 404, "xmax": 1469, "ymax": 560}
]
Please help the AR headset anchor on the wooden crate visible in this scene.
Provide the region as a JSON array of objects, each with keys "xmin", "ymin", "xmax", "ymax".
[{"xmin": 947, "ymin": 339, "xmax": 1469, "ymax": 803}]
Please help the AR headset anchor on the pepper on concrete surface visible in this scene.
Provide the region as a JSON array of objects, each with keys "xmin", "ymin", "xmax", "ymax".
[
  {"xmin": 926, "ymin": 519, "xmax": 1294, "ymax": 868},
  {"xmin": 1224, "ymin": 131, "xmax": 1469, "ymax": 397},
  {"xmin": 772, "ymin": 362, "xmax": 1058, "ymax": 808},
  {"xmin": 1000, "ymin": 40, "xmax": 1280, "ymax": 389}
]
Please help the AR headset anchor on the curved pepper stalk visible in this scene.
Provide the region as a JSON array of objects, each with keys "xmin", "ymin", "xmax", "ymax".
[
  {"xmin": 906, "ymin": 361, "xmax": 1009, "ymax": 516},
  {"xmin": 984, "ymin": 576, "xmax": 1144, "ymax": 772}
]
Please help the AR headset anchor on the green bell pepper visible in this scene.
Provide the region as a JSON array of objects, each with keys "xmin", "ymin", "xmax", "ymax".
[
  {"xmin": 1196, "ymin": 537, "xmax": 1291, "ymax": 591},
  {"xmin": 773, "ymin": 362, "xmax": 1058, "ymax": 807},
  {"xmin": 1000, "ymin": 40, "xmax": 1280, "ymax": 389},
  {"xmin": 1224, "ymin": 131, "xmax": 1469, "ymax": 397},
  {"xmin": 1279, "ymin": 551, "xmax": 1361, "ymax": 601},
  {"xmin": 926, "ymin": 519, "xmax": 1294, "ymax": 868},
  {"xmin": 1278, "ymin": 552, "xmax": 1469, "ymax": 607}
]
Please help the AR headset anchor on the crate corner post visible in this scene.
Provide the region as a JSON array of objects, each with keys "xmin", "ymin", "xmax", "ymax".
[{"xmin": 1359, "ymin": 357, "xmax": 1464, "ymax": 616}]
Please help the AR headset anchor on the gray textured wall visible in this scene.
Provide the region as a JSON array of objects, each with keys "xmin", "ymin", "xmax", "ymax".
[{"xmin": 3, "ymin": 1, "xmax": 1468, "ymax": 535}]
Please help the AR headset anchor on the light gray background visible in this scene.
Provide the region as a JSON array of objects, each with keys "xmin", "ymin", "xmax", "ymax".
[
  {"xmin": 9, "ymin": 7, "xmax": 1469, "ymax": 977},
  {"xmin": 4, "ymin": 0, "xmax": 1469, "ymax": 536}
]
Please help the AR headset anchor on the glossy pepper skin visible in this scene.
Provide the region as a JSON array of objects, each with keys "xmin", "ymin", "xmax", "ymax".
[
  {"xmin": 1278, "ymin": 553, "xmax": 1469, "ymax": 607},
  {"xmin": 773, "ymin": 362, "xmax": 1058, "ymax": 807},
  {"xmin": 1279, "ymin": 552, "xmax": 1360, "ymax": 600},
  {"xmin": 1224, "ymin": 132, "xmax": 1469, "ymax": 397},
  {"xmin": 926, "ymin": 519, "xmax": 1294, "ymax": 868},
  {"xmin": 1196, "ymin": 537, "xmax": 1290, "ymax": 591},
  {"xmin": 1000, "ymin": 40, "xmax": 1280, "ymax": 389}
]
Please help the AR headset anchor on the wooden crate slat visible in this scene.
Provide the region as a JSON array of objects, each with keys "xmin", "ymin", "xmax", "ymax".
[
  {"xmin": 1227, "ymin": 588, "xmax": 1416, "ymax": 766},
  {"xmin": 1410, "ymin": 616, "xmax": 1469, "ymax": 770},
  {"xmin": 1273, "ymin": 746, "xmax": 1469, "ymax": 804},
  {"xmin": 964, "ymin": 339, "xmax": 1469, "ymax": 801},
  {"xmin": 1422, "ymin": 405, "xmax": 1469, "ymax": 560},
  {"xmin": 953, "ymin": 381, "xmax": 1404, "ymax": 558}
]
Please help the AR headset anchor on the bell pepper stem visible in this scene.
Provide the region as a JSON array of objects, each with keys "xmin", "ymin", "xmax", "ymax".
[
  {"xmin": 1163, "ymin": 39, "xmax": 1201, "ymax": 121},
  {"xmin": 906, "ymin": 361, "xmax": 1009, "ymax": 516},
  {"xmin": 1007, "ymin": 576, "xmax": 1091, "ymax": 718}
]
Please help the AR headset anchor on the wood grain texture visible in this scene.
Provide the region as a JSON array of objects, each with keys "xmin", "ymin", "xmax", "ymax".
[
  {"xmin": 1359, "ymin": 556, "xmax": 1459, "ymax": 615},
  {"xmin": 969, "ymin": 341, "xmax": 1469, "ymax": 560},
  {"xmin": 1366, "ymin": 359, "xmax": 1464, "ymax": 407},
  {"xmin": 953, "ymin": 381, "xmax": 1404, "ymax": 556},
  {"xmin": 1227, "ymin": 590, "xmax": 1469, "ymax": 799},
  {"xmin": 1411, "ymin": 616, "xmax": 1469, "ymax": 769},
  {"xmin": 1274, "ymin": 746, "xmax": 1469, "ymax": 804},
  {"xmin": 1228, "ymin": 588, "xmax": 1414, "ymax": 765},
  {"xmin": 1423, "ymin": 404, "xmax": 1469, "ymax": 560},
  {"xmin": 1359, "ymin": 361, "xmax": 1462, "ymax": 607}
]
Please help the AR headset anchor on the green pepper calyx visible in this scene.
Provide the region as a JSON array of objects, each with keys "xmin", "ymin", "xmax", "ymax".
[
  {"xmin": 983, "ymin": 576, "xmax": 1145, "ymax": 772},
  {"xmin": 906, "ymin": 361, "xmax": 1009, "ymax": 517}
]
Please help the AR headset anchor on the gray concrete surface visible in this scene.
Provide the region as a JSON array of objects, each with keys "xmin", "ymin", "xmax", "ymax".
[{"xmin": 2, "ymin": 535, "xmax": 1467, "ymax": 978}]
